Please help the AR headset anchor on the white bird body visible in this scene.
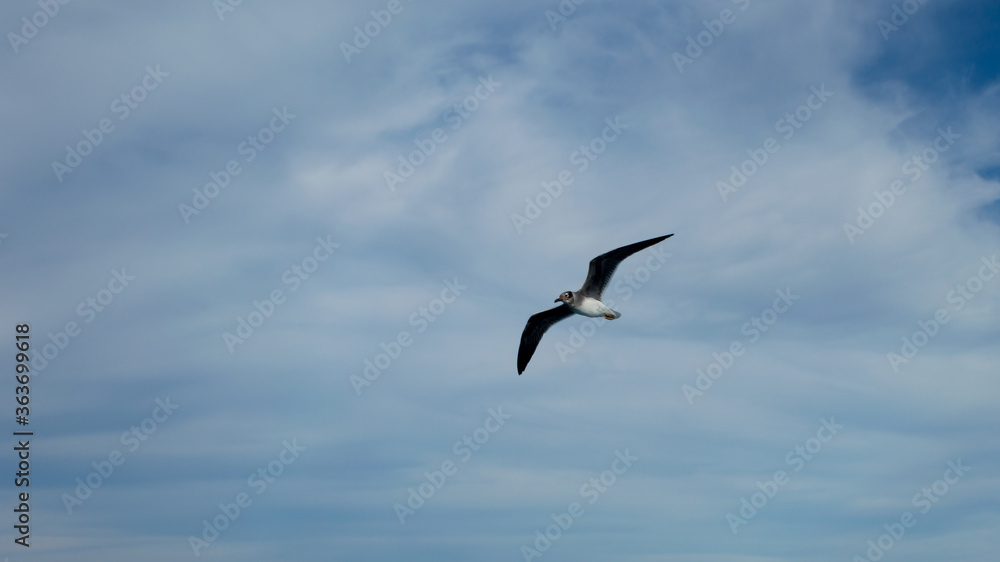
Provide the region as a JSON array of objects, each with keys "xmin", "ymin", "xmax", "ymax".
[{"xmin": 566, "ymin": 295, "xmax": 620, "ymax": 319}]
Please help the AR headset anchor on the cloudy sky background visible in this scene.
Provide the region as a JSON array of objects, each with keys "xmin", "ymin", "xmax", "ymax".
[{"xmin": 2, "ymin": 0, "xmax": 999, "ymax": 560}]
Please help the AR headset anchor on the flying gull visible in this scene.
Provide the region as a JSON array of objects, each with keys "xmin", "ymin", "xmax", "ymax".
[{"xmin": 517, "ymin": 234, "xmax": 673, "ymax": 374}]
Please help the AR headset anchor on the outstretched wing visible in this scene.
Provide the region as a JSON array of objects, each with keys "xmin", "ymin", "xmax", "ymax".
[
  {"xmin": 579, "ymin": 234, "xmax": 672, "ymax": 298},
  {"xmin": 517, "ymin": 305, "xmax": 574, "ymax": 374}
]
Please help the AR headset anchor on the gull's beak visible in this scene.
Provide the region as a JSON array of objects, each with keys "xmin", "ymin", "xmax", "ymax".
[{"xmin": 554, "ymin": 297, "xmax": 561, "ymax": 303}]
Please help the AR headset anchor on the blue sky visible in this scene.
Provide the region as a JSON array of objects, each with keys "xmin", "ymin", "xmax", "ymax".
[{"xmin": 2, "ymin": 1, "xmax": 999, "ymax": 560}]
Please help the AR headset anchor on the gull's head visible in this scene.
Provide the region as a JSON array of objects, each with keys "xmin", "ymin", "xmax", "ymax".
[{"xmin": 555, "ymin": 291, "xmax": 573, "ymax": 303}]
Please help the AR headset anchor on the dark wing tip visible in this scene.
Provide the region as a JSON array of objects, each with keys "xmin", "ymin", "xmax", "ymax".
[
  {"xmin": 516, "ymin": 329, "xmax": 533, "ymax": 375},
  {"xmin": 516, "ymin": 334, "xmax": 535, "ymax": 374}
]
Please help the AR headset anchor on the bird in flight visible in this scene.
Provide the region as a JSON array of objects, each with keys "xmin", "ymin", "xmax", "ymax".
[{"xmin": 517, "ymin": 234, "xmax": 673, "ymax": 374}]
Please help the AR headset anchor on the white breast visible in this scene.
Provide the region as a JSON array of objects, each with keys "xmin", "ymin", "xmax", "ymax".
[{"xmin": 572, "ymin": 296, "xmax": 612, "ymax": 317}]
